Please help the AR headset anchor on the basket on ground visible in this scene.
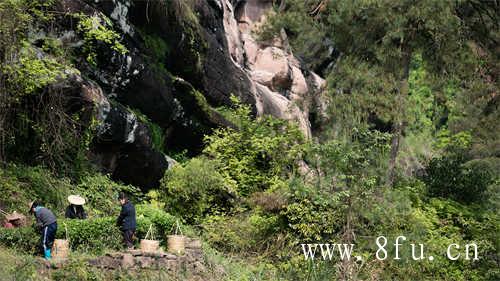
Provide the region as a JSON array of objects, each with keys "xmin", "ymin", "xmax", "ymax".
[
  {"xmin": 167, "ymin": 235, "xmax": 185, "ymax": 254},
  {"xmin": 52, "ymin": 239, "xmax": 69, "ymax": 261},
  {"xmin": 140, "ymin": 239, "xmax": 160, "ymax": 252},
  {"xmin": 140, "ymin": 224, "xmax": 160, "ymax": 252}
]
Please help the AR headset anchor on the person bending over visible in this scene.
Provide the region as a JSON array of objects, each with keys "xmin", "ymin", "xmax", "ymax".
[{"xmin": 30, "ymin": 201, "xmax": 57, "ymax": 260}]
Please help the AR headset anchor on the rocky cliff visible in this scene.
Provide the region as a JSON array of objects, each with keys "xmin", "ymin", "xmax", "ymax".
[{"xmin": 48, "ymin": 0, "xmax": 326, "ymax": 190}]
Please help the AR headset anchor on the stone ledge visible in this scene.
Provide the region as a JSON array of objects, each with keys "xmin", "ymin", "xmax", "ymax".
[{"xmin": 88, "ymin": 239, "xmax": 205, "ymax": 275}]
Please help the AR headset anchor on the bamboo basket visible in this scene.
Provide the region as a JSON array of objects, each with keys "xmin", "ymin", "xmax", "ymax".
[
  {"xmin": 52, "ymin": 223, "xmax": 70, "ymax": 261},
  {"xmin": 140, "ymin": 239, "xmax": 160, "ymax": 252},
  {"xmin": 167, "ymin": 220, "xmax": 185, "ymax": 254},
  {"xmin": 167, "ymin": 235, "xmax": 185, "ymax": 254},
  {"xmin": 140, "ymin": 224, "xmax": 160, "ymax": 252},
  {"xmin": 52, "ymin": 239, "xmax": 69, "ymax": 261}
]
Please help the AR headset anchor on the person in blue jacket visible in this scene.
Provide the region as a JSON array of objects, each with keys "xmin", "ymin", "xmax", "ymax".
[
  {"xmin": 116, "ymin": 192, "xmax": 136, "ymax": 249},
  {"xmin": 29, "ymin": 201, "xmax": 57, "ymax": 260}
]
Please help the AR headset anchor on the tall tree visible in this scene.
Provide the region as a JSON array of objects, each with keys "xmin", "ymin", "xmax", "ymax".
[
  {"xmin": 266, "ymin": 0, "xmax": 497, "ymax": 183},
  {"xmin": 321, "ymin": 0, "xmax": 482, "ymax": 185}
]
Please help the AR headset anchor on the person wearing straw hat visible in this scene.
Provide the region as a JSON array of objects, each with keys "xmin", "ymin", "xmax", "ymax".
[
  {"xmin": 29, "ymin": 200, "xmax": 57, "ymax": 260},
  {"xmin": 116, "ymin": 192, "xmax": 136, "ymax": 249},
  {"xmin": 65, "ymin": 195, "xmax": 87, "ymax": 220}
]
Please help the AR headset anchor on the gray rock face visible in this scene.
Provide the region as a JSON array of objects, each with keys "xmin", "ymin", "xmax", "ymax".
[
  {"xmin": 47, "ymin": 0, "xmax": 327, "ymax": 189},
  {"xmin": 57, "ymin": 74, "xmax": 170, "ymax": 190},
  {"xmin": 227, "ymin": 0, "xmax": 328, "ymax": 138}
]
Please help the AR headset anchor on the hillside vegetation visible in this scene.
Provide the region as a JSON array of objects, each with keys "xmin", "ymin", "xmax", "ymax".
[{"xmin": 0, "ymin": 0, "xmax": 498, "ymax": 280}]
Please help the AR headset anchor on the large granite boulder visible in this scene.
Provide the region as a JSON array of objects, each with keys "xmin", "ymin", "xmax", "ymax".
[{"xmin": 47, "ymin": 0, "xmax": 328, "ymax": 189}]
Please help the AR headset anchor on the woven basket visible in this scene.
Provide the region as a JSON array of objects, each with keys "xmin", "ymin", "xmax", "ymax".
[
  {"xmin": 52, "ymin": 239, "xmax": 69, "ymax": 261},
  {"xmin": 140, "ymin": 239, "xmax": 160, "ymax": 252},
  {"xmin": 167, "ymin": 235, "xmax": 185, "ymax": 254}
]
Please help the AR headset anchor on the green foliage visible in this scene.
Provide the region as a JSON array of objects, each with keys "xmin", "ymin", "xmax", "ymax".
[
  {"xmin": 407, "ymin": 54, "xmax": 437, "ymax": 134},
  {"xmin": 202, "ymin": 211, "xmax": 282, "ymax": 255},
  {"xmin": 139, "ymin": 28, "xmax": 170, "ymax": 72},
  {"xmin": 74, "ymin": 174, "xmax": 141, "ymax": 217},
  {"xmin": 282, "ymin": 130, "xmax": 390, "ymax": 243},
  {"xmin": 159, "ymin": 157, "xmax": 235, "ymax": 223},
  {"xmin": 204, "ymin": 96, "xmax": 306, "ymax": 196},
  {"xmin": 56, "ymin": 218, "xmax": 121, "ymax": 253},
  {"xmin": 3, "ymin": 42, "xmax": 70, "ymax": 95},
  {"xmin": 435, "ymin": 130, "xmax": 473, "ymax": 150},
  {"xmin": 282, "ymin": 191, "xmax": 338, "ymax": 243},
  {"xmin": 135, "ymin": 203, "xmax": 178, "ymax": 241},
  {"xmin": 0, "ymin": 0, "xmax": 498, "ymax": 280},
  {"xmin": 0, "ymin": 164, "xmax": 72, "ymax": 212},
  {"xmin": 423, "ymin": 147, "xmax": 495, "ymax": 203},
  {"xmin": 0, "ymin": 0, "xmax": 72, "ymax": 96},
  {"xmin": 257, "ymin": 0, "xmax": 328, "ymax": 70},
  {"xmin": 0, "ymin": 227, "xmax": 39, "ymax": 254},
  {"xmin": 356, "ymin": 185, "xmax": 499, "ymax": 281},
  {"xmin": 0, "ymin": 218, "xmax": 120, "ymax": 254},
  {"xmin": 0, "ymin": 1, "xmax": 98, "ymax": 177},
  {"xmin": 0, "ymin": 208, "xmax": 179, "ymax": 255},
  {"xmin": 74, "ymin": 13, "xmax": 128, "ymax": 66},
  {"xmin": 203, "ymin": 246, "xmax": 281, "ymax": 281},
  {"xmin": 0, "ymin": 164, "xmax": 141, "ymax": 218},
  {"xmin": 326, "ymin": 57, "xmax": 399, "ymax": 135}
]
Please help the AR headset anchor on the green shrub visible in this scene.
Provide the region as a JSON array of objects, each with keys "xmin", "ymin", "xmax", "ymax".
[
  {"xmin": 205, "ymin": 96, "xmax": 306, "ymax": 196},
  {"xmin": 56, "ymin": 218, "xmax": 121, "ymax": 253},
  {"xmin": 0, "ymin": 164, "xmax": 72, "ymax": 213},
  {"xmin": 0, "ymin": 227, "xmax": 38, "ymax": 254},
  {"xmin": 423, "ymin": 148, "xmax": 495, "ymax": 203},
  {"xmin": 202, "ymin": 211, "xmax": 282, "ymax": 255},
  {"xmin": 73, "ymin": 13, "xmax": 127, "ymax": 66},
  {"xmin": 135, "ymin": 203, "xmax": 178, "ymax": 242},
  {"xmin": 0, "ymin": 204, "xmax": 181, "ymax": 254},
  {"xmin": 160, "ymin": 157, "xmax": 236, "ymax": 223},
  {"xmin": 74, "ymin": 174, "xmax": 141, "ymax": 217}
]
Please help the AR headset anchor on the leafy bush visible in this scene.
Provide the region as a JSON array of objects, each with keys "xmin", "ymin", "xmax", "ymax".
[
  {"xmin": 0, "ymin": 227, "xmax": 39, "ymax": 254},
  {"xmin": 423, "ymin": 148, "xmax": 495, "ymax": 203},
  {"xmin": 74, "ymin": 174, "xmax": 141, "ymax": 217},
  {"xmin": 73, "ymin": 13, "xmax": 127, "ymax": 66},
  {"xmin": 0, "ymin": 164, "xmax": 141, "ymax": 218},
  {"xmin": 160, "ymin": 157, "xmax": 236, "ymax": 222},
  {"xmin": 59, "ymin": 206, "xmax": 180, "ymax": 252},
  {"xmin": 0, "ymin": 164, "xmax": 72, "ymax": 213},
  {"xmin": 205, "ymin": 96, "xmax": 306, "ymax": 196},
  {"xmin": 202, "ymin": 211, "xmax": 282, "ymax": 255},
  {"xmin": 0, "ymin": 218, "xmax": 121, "ymax": 254},
  {"xmin": 0, "ymin": 206, "xmax": 179, "ymax": 254},
  {"xmin": 56, "ymin": 218, "xmax": 121, "ymax": 253},
  {"xmin": 135, "ymin": 203, "xmax": 178, "ymax": 242}
]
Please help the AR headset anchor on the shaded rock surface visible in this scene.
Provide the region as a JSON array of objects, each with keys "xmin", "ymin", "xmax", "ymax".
[{"xmin": 48, "ymin": 0, "xmax": 327, "ymax": 189}]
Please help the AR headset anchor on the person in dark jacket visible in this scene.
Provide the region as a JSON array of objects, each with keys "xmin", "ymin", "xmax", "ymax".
[
  {"xmin": 116, "ymin": 192, "xmax": 136, "ymax": 249},
  {"xmin": 29, "ymin": 201, "xmax": 57, "ymax": 260},
  {"xmin": 65, "ymin": 195, "xmax": 87, "ymax": 220}
]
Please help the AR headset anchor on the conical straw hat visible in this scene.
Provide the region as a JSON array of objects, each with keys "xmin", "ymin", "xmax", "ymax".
[{"xmin": 68, "ymin": 195, "xmax": 86, "ymax": 205}]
